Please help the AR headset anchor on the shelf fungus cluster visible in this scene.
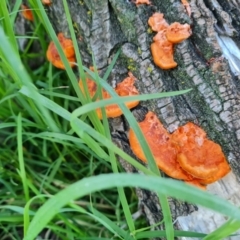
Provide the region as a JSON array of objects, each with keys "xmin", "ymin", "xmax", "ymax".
[
  {"xmin": 46, "ymin": 33, "xmax": 76, "ymax": 69},
  {"xmin": 148, "ymin": 13, "xmax": 192, "ymax": 69},
  {"xmin": 78, "ymin": 72, "xmax": 139, "ymax": 119},
  {"xmin": 129, "ymin": 112, "xmax": 231, "ymax": 189}
]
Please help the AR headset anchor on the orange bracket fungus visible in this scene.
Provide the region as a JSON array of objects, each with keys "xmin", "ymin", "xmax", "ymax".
[
  {"xmin": 21, "ymin": 4, "xmax": 34, "ymax": 22},
  {"xmin": 46, "ymin": 33, "xmax": 76, "ymax": 69},
  {"xmin": 172, "ymin": 122, "xmax": 231, "ymax": 184},
  {"xmin": 79, "ymin": 72, "xmax": 139, "ymax": 119},
  {"xmin": 42, "ymin": 0, "xmax": 52, "ymax": 6},
  {"xmin": 114, "ymin": 72, "xmax": 139, "ymax": 110},
  {"xmin": 166, "ymin": 22, "xmax": 192, "ymax": 43},
  {"xmin": 148, "ymin": 13, "xmax": 169, "ymax": 32},
  {"xmin": 135, "ymin": 0, "xmax": 151, "ymax": 6},
  {"xmin": 148, "ymin": 13, "xmax": 192, "ymax": 69},
  {"xmin": 129, "ymin": 112, "xmax": 192, "ymax": 180},
  {"xmin": 129, "ymin": 112, "xmax": 231, "ymax": 189},
  {"xmin": 151, "ymin": 32, "xmax": 177, "ymax": 69}
]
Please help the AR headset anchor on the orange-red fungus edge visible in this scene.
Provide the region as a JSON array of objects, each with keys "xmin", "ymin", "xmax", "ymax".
[
  {"xmin": 78, "ymin": 72, "xmax": 139, "ymax": 119},
  {"xmin": 46, "ymin": 33, "xmax": 76, "ymax": 69}
]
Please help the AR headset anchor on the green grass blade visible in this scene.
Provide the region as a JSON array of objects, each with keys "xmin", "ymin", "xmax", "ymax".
[
  {"xmin": 24, "ymin": 195, "xmax": 49, "ymax": 235},
  {"xmin": 72, "ymin": 90, "xmax": 190, "ymax": 116},
  {"xmin": 0, "ymin": 0, "xmax": 18, "ymax": 53},
  {"xmin": 9, "ymin": 0, "xmax": 22, "ymax": 25},
  {"xmin": 135, "ymin": 230, "xmax": 207, "ymax": 239},
  {"xmin": 0, "ymin": 26, "xmax": 61, "ymax": 131},
  {"xmin": 24, "ymin": 173, "xmax": 240, "ymax": 240},
  {"xmin": 102, "ymin": 49, "xmax": 121, "ymax": 81},
  {"xmin": 90, "ymin": 207, "xmax": 133, "ymax": 240},
  {"xmin": 0, "ymin": 206, "xmax": 33, "ymax": 215},
  {"xmin": 19, "ymin": 86, "xmax": 71, "ymax": 120},
  {"xmin": 17, "ymin": 113, "xmax": 30, "ymax": 202},
  {"xmin": 91, "ymin": 57, "xmax": 136, "ymax": 233},
  {"xmin": 0, "ymin": 26, "xmax": 34, "ymax": 87},
  {"xmin": 203, "ymin": 218, "xmax": 240, "ymax": 240}
]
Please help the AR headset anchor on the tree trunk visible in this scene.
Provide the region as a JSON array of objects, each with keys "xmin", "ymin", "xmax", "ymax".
[{"xmin": 18, "ymin": 0, "xmax": 240, "ymax": 238}]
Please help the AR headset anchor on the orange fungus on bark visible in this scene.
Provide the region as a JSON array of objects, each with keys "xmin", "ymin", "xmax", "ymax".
[
  {"xmin": 172, "ymin": 122, "xmax": 231, "ymax": 183},
  {"xmin": 129, "ymin": 112, "xmax": 231, "ymax": 189},
  {"xmin": 148, "ymin": 12, "xmax": 192, "ymax": 70},
  {"xmin": 129, "ymin": 112, "xmax": 193, "ymax": 180},
  {"xmin": 42, "ymin": 0, "xmax": 52, "ymax": 5},
  {"xmin": 46, "ymin": 33, "xmax": 76, "ymax": 69},
  {"xmin": 21, "ymin": 4, "xmax": 34, "ymax": 21},
  {"xmin": 166, "ymin": 22, "xmax": 192, "ymax": 43},
  {"xmin": 151, "ymin": 31, "xmax": 177, "ymax": 69},
  {"xmin": 78, "ymin": 72, "xmax": 139, "ymax": 119},
  {"xmin": 135, "ymin": 0, "xmax": 151, "ymax": 6},
  {"xmin": 148, "ymin": 13, "xmax": 169, "ymax": 32}
]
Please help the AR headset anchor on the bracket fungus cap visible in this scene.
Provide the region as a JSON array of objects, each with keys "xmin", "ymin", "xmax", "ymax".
[
  {"xmin": 114, "ymin": 72, "xmax": 139, "ymax": 109},
  {"xmin": 78, "ymin": 72, "xmax": 139, "ymax": 119},
  {"xmin": 46, "ymin": 33, "xmax": 76, "ymax": 69},
  {"xmin": 151, "ymin": 41, "xmax": 177, "ymax": 69},
  {"xmin": 172, "ymin": 122, "xmax": 230, "ymax": 179},
  {"xmin": 199, "ymin": 158, "xmax": 231, "ymax": 184},
  {"xmin": 129, "ymin": 112, "xmax": 192, "ymax": 180},
  {"xmin": 42, "ymin": 0, "xmax": 52, "ymax": 5},
  {"xmin": 135, "ymin": 0, "xmax": 151, "ymax": 6},
  {"xmin": 148, "ymin": 13, "xmax": 169, "ymax": 32},
  {"xmin": 166, "ymin": 22, "xmax": 192, "ymax": 43},
  {"xmin": 21, "ymin": 4, "xmax": 34, "ymax": 21},
  {"xmin": 129, "ymin": 115, "xmax": 231, "ymax": 188}
]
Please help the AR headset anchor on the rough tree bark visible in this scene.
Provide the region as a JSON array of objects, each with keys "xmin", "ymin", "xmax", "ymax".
[{"xmin": 16, "ymin": 0, "xmax": 240, "ymax": 239}]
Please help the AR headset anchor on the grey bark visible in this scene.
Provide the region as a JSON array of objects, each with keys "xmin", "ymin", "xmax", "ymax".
[{"xmin": 15, "ymin": 0, "xmax": 240, "ymax": 238}]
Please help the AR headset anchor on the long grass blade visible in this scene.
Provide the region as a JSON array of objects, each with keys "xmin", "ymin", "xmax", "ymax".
[
  {"xmin": 24, "ymin": 173, "xmax": 240, "ymax": 240},
  {"xmin": 17, "ymin": 113, "xmax": 30, "ymax": 203},
  {"xmin": 203, "ymin": 218, "xmax": 240, "ymax": 240}
]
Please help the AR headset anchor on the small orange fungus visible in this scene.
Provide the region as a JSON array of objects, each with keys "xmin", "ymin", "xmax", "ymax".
[
  {"xmin": 21, "ymin": 4, "xmax": 34, "ymax": 21},
  {"xmin": 166, "ymin": 22, "xmax": 192, "ymax": 43},
  {"xmin": 129, "ymin": 112, "xmax": 231, "ymax": 189},
  {"xmin": 115, "ymin": 72, "xmax": 139, "ymax": 110},
  {"xmin": 135, "ymin": 0, "xmax": 151, "ymax": 6},
  {"xmin": 79, "ymin": 72, "xmax": 139, "ymax": 119},
  {"xmin": 151, "ymin": 36, "xmax": 177, "ymax": 70},
  {"xmin": 148, "ymin": 12, "xmax": 192, "ymax": 69},
  {"xmin": 42, "ymin": 0, "xmax": 52, "ymax": 5},
  {"xmin": 46, "ymin": 33, "xmax": 76, "ymax": 69},
  {"xmin": 148, "ymin": 13, "xmax": 169, "ymax": 32},
  {"xmin": 129, "ymin": 112, "xmax": 192, "ymax": 180}
]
